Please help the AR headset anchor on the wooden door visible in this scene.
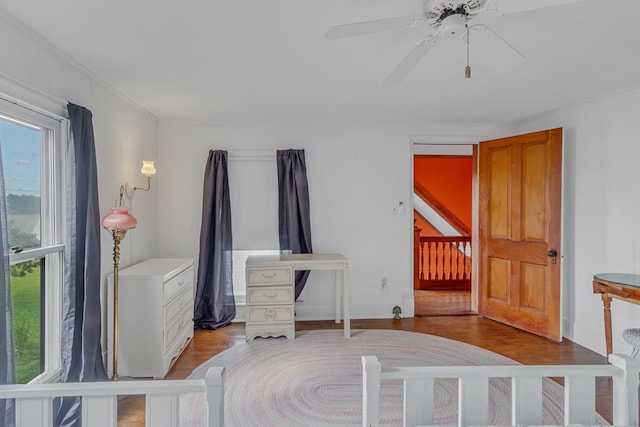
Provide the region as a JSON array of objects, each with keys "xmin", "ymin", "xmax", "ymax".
[{"xmin": 478, "ymin": 128, "xmax": 562, "ymax": 341}]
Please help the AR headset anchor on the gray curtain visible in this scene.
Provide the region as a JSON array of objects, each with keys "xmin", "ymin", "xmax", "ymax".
[
  {"xmin": 0, "ymin": 143, "xmax": 16, "ymax": 426},
  {"xmin": 55, "ymin": 103, "xmax": 108, "ymax": 427},
  {"xmin": 194, "ymin": 150, "xmax": 235, "ymax": 329},
  {"xmin": 277, "ymin": 149, "xmax": 312, "ymax": 300}
]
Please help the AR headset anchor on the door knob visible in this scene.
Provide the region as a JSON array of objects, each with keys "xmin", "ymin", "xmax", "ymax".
[{"xmin": 547, "ymin": 249, "xmax": 558, "ymax": 264}]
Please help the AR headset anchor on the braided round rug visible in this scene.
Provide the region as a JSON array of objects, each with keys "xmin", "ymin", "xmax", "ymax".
[{"xmin": 180, "ymin": 329, "xmax": 606, "ymax": 426}]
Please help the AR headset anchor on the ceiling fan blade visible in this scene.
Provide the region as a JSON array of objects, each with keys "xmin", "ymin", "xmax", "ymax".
[
  {"xmin": 486, "ymin": 0, "xmax": 586, "ymax": 14},
  {"xmin": 325, "ymin": 16, "xmax": 425, "ymax": 40},
  {"xmin": 382, "ymin": 36, "xmax": 438, "ymax": 86}
]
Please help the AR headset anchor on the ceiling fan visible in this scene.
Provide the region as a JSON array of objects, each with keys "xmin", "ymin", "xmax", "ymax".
[{"xmin": 325, "ymin": 0, "xmax": 585, "ymax": 85}]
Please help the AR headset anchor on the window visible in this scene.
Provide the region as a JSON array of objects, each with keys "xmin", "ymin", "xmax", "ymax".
[{"xmin": 0, "ymin": 98, "xmax": 64, "ymax": 384}]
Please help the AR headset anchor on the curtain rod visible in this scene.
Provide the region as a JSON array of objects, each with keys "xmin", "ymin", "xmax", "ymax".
[{"xmin": 228, "ymin": 149, "xmax": 276, "ymax": 160}]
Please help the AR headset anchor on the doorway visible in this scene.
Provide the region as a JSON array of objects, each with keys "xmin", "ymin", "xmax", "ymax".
[
  {"xmin": 412, "ymin": 129, "xmax": 563, "ymax": 341},
  {"xmin": 413, "ymin": 144, "xmax": 475, "ymax": 316}
]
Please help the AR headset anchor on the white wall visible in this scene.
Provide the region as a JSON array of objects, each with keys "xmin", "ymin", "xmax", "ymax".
[
  {"xmin": 518, "ymin": 86, "xmax": 640, "ymax": 356},
  {"xmin": 0, "ymin": 9, "xmax": 159, "ymax": 355},
  {"xmin": 158, "ymin": 120, "xmax": 513, "ymax": 320}
]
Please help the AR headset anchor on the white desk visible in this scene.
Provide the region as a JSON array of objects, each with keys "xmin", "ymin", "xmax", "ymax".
[{"xmin": 245, "ymin": 253, "xmax": 350, "ymax": 338}]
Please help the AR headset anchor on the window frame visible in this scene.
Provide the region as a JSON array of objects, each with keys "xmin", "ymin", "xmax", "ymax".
[{"xmin": 0, "ymin": 97, "xmax": 66, "ymax": 383}]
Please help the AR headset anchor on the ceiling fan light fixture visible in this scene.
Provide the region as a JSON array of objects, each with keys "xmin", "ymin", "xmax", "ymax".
[{"xmin": 439, "ymin": 14, "xmax": 469, "ymax": 37}]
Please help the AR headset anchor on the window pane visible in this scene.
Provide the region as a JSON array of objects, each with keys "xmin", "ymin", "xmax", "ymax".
[
  {"xmin": 11, "ymin": 258, "xmax": 44, "ymax": 383},
  {"xmin": 0, "ymin": 116, "xmax": 41, "ymax": 251}
]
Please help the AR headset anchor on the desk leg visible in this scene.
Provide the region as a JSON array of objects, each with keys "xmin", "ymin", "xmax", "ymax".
[
  {"xmin": 335, "ymin": 270, "xmax": 341, "ymax": 324},
  {"xmin": 601, "ymin": 293, "xmax": 613, "ymax": 355},
  {"xmin": 343, "ymin": 264, "xmax": 350, "ymax": 338}
]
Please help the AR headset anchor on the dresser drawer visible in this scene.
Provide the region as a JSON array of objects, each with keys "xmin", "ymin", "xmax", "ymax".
[
  {"xmin": 164, "ymin": 266, "xmax": 193, "ymax": 302},
  {"xmin": 247, "ymin": 306, "xmax": 294, "ymax": 323},
  {"xmin": 246, "ymin": 266, "xmax": 293, "ymax": 286},
  {"xmin": 164, "ymin": 305, "xmax": 193, "ymax": 353},
  {"xmin": 247, "ymin": 286, "xmax": 293, "ymax": 305},
  {"xmin": 164, "ymin": 285, "xmax": 193, "ymax": 325}
]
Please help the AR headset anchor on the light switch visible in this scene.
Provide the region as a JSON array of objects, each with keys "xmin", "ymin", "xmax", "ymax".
[{"xmin": 393, "ymin": 201, "xmax": 405, "ymax": 216}]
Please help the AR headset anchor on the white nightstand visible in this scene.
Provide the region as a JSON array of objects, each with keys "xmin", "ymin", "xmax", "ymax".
[{"xmin": 244, "ymin": 263, "xmax": 295, "ymax": 341}]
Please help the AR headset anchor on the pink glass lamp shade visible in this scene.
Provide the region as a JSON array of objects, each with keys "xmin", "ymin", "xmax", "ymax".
[{"xmin": 102, "ymin": 207, "xmax": 137, "ymax": 230}]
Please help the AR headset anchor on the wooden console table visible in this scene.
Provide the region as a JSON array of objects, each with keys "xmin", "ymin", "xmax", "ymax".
[
  {"xmin": 246, "ymin": 253, "xmax": 350, "ymax": 338},
  {"xmin": 593, "ymin": 273, "xmax": 640, "ymax": 354}
]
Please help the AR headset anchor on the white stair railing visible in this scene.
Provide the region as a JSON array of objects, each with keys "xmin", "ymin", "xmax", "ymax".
[
  {"xmin": 0, "ymin": 366, "xmax": 224, "ymax": 427},
  {"xmin": 362, "ymin": 354, "xmax": 640, "ymax": 427}
]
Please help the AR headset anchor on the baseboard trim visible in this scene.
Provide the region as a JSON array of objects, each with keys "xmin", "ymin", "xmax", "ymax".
[{"xmin": 232, "ymin": 300, "xmax": 416, "ymax": 323}]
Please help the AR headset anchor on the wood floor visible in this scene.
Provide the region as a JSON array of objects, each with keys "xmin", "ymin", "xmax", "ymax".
[
  {"xmin": 117, "ymin": 316, "xmax": 613, "ymax": 426},
  {"xmin": 414, "ymin": 289, "xmax": 472, "ymax": 316}
]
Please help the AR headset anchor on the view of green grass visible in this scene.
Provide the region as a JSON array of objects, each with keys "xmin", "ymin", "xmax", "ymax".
[{"xmin": 10, "ymin": 265, "xmax": 42, "ymax": 383}]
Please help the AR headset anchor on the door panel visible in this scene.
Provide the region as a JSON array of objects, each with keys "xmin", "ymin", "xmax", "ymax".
[
  {"xmin": 488, "ymin": 258, "xmax": 509, "ymax": 301},
  {"xmin": 521, "ymin": 263, "xmax": 545, "ymax": 311},
  {"xmin": 488, "ymin": 147, "xmax": 511, "ymax": 238},
  {"xmin": 479, "ymin": 128, "xmax": 562, "ymax": 341},
  {"xmin": 522, "ymin": 142, "xmax": 547, "ymax": 240}
]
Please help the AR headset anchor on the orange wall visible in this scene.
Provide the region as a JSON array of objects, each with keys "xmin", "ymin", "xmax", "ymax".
[
  {"xmin": 414, "ymin": 213, "xmax": 438, "ymax": 235},
  {"xmin": 414, "ymin": 156, "xmax": 472, "ymax": 236}
]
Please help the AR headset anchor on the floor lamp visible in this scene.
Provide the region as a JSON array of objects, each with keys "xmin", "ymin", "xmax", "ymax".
[{"xmin": 102, "ymin": 186, "xmax": 137, "ymax": 380}]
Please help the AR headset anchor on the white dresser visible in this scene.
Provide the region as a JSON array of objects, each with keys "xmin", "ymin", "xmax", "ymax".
[
  {"xmin": 245, "ymin": 261, "xmax": 295, "ymax": 341},
  {"xmin": 107, "ymin": 258, "xmax": 194, "ymax": 378}
]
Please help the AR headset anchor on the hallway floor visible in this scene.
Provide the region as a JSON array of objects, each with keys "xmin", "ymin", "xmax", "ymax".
[{"xmin": 414, "ymin": 289, "xmax": 473, "ymax": 316}]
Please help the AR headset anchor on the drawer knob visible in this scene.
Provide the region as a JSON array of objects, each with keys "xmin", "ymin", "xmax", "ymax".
[
  {"xmin": 263, "ymin": 293, "xmax": 278, "ymax": 298},
  {"xmin": 261, "ymin": 273, "xmax": 277, "ymax": 279},
  {"xmin": 265, "ymin": 308, "xmax": 277, "ymax": 320},
  {"xmin": 178, "ymin": 279, "xmax": 186, "ymax": 286}
]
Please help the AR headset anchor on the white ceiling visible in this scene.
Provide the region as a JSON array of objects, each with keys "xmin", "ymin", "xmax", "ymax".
[{"xmin": 0, "ymin": 0, "xmax": 638, "ymax": 124}]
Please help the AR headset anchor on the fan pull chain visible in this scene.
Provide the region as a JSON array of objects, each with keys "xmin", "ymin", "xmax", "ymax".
[{"xmin": 465, "ymin": 24, "xmax": 471, "ymax": 79}]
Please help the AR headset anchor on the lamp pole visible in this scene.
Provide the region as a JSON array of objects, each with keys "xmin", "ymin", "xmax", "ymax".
[{"xmin": 108, "ymin": 228, "xmax": 128, "ymax": 380}]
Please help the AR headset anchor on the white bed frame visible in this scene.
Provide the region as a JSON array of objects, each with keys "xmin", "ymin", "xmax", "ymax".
[
  {"xmin": 0, "ymin": 367, "xmax": 224, "ymax": 427},
  {"xmin": 362, "ymin": 354, "xmax": 640, "ymax": 427}
]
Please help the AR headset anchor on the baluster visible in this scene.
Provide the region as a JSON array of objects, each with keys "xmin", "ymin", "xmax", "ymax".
[
  {"xmin": 456, "ymin": 241, "xmax": 460, "ymax": 280},
  {"xmin": 146, "ymin": 394, "xmax": 179, "ymax": 427},
  {"xmin": 464, "ymin": 240, "xmax": 468, "ymax": 279},
  {"xmin": 465, "ymin": 241, "xmax": 470, "ymax": 279},
  {"xmin": 461, "ymin": 241, "xmax": 466, "ymax": 279},
  {"xmin": 438, "ymin": 242, "xmax": 443, "ymax": 280},
  {"xmin": 449, "ymin": 241, "xmax": 454, "ymax": 280},
  {"xmin": 460, "ymin": 240, "xmax": 464, "ymax": 279},
  {"xmin": 451, "ymin": 241, "xmax": 457, "ymax": 280},
  {"xmin": 458, "ymin": 241, "xmax": 464, "ymax": 280},
  {"xmin": 462, "ymin": 240, "xmax": 467, "ymax": 279},
  {"xmin": 443, "ymin": 241, "xmax": 448, "ymax": 280},
  {"xmin": 426, "ymin": 242, "xmax": 431, "ymax": 280},
  {"xmin": 444, "ymin": 241, "xmax": 449, "ymax": 280},
  {"xmin": 432, "ymin": 242, "xmax": 437, "ymax": 280}
]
